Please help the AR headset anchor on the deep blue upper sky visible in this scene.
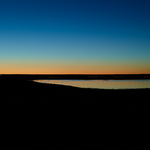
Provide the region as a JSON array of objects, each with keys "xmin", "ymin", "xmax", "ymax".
[{"xmin": 0, "ymin": 0, "xmax": 150, "ymax": 74}]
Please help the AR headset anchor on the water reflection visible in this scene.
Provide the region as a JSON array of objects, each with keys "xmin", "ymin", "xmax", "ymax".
[{"xmin": 34, "ymin": 79, "xmax": 150, "ymax": 89}]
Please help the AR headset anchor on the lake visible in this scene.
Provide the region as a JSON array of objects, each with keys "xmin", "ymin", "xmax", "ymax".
[{"xmin": 34, "ymin": 79, "xmax": 150, "ymax": 89}]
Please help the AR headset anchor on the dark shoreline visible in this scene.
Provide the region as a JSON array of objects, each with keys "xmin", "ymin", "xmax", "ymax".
[
  {"xmin": 1, "ymin": 74, "xmax": 150, "ymax": 80},
  {"xmin": 0, "ymin": 76, "xmax": 150, "ymax": 149}
]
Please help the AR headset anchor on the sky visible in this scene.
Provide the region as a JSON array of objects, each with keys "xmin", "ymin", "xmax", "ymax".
[{"xmin": 0, "ymin": 0, "xmax": 150, "ymax": 74}]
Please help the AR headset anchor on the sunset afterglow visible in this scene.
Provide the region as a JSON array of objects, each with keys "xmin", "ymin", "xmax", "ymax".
[{"xmin": 0, "ymin": 0, "xmax": 150, "ymax": 74}]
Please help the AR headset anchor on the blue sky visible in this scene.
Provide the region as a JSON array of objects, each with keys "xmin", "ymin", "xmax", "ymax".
[{"xmin": 0, "ymin": 0, "xmax": 150, "ymax": 74}]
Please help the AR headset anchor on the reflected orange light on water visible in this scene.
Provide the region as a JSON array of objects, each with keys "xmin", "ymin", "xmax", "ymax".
[{"xmin": 34, "ymin": 79, "xmax": 150, "ymax": 89}]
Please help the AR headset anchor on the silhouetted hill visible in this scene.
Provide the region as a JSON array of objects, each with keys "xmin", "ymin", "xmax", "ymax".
[
  {"xmin": 0, "ymin": 76, "xmax": 150, "ymax": 149},
  {"xmin": 1, "ymin": 73, "xmax": 150, "ymax": 80}
]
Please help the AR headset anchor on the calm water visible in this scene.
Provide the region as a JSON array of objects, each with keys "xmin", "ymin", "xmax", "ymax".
[{"xmin": 34, "ymin": 79, "xmax": 150, "ymax": 89}]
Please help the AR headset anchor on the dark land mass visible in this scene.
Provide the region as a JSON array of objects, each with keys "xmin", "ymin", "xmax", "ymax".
[
  {"xmin": 0, "ymin": 75, "xmax": 150, "ymax": 150},
  {"xmin": 1, "ymin": 73, "xmax": 150, "ymax": 80}
]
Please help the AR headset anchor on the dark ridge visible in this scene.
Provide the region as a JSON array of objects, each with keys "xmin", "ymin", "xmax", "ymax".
[
  {"xmin": 0, "ymin": 76, "xmax": 150, "ymax": 149},
  {"xmin": 1, "ymin": 74, "xmax": 150, "ymax": 80}
]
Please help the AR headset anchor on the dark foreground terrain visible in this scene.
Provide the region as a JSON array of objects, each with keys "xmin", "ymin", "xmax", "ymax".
[{"xmin": 0, "ymin": 76, "xmax": 150, "ymax": 149}]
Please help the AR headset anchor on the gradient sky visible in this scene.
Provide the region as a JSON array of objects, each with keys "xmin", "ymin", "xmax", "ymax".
[{"xmin": 0, "ymin": 0, "xmax": 150, "ymax": 74}]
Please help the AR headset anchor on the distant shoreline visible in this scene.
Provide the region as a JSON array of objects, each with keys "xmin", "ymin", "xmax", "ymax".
[{"xmin": 1, "ymin": 74, "xmax": 150, "ymax": 80}]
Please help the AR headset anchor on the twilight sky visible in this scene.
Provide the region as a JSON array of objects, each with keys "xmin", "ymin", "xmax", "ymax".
[{"xmin": 0, "ymin": 0, "xmax": 150, "ymax": 74}]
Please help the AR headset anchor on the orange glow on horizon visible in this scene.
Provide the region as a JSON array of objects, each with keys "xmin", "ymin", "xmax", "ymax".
[{"xmin": 1, "ymin": 64, "xmax": 150, "ymax": 74}]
